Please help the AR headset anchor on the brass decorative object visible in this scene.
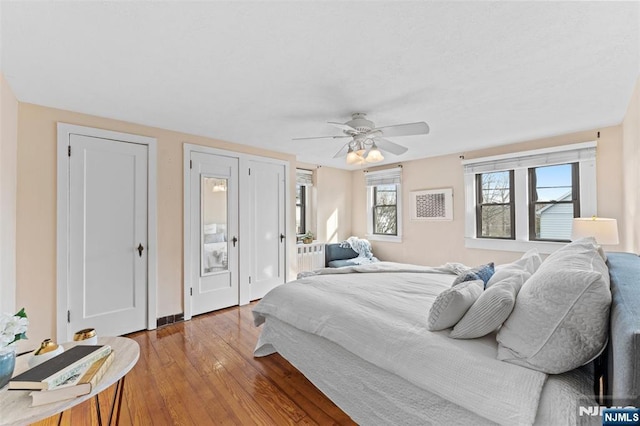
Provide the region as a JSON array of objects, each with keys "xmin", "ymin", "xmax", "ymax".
[
  {"xmin": 29, "ymin": 338, "xmax": 65, "ymax": 367},
  {"xmin": 34, "ymin": 338, "xmax": 60, "ymax": 355},
  {"xmin": 73, "ymin": 328, "xmax": 97, "ymax": 342}
]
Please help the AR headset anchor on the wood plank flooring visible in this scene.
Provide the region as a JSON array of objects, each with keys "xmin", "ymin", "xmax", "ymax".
[{"xmin": 31, "ymin": 303, "xmax": 355, "ymax": 425}]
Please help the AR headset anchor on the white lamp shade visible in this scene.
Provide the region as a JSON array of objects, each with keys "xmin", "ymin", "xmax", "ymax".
[
  {"xmin": 571, "ymin": 217, "xmax": 619, "ymax": 245},
  {"xmin": 346, "ymin": 150, "xmax": 361, "ymax": 165},
  {"xmin": 365, "ymin": 146, "xmax": 384, "ymax": 163}
]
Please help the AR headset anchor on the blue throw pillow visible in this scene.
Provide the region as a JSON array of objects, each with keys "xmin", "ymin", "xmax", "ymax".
[
  {"xmin": 327, "ymin": 259, "xmax": 359, "ymax": 268},
  {"xmin": 452, "ymin": 263, "xmax": 495, "ymax": 288}
]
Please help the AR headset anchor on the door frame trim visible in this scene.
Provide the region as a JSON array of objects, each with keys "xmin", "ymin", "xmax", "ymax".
[
  {"xmin": 183, "ymin": 143, "xmax": 289, "ymax": 321},
  {"xmin": 56, "ymin": 123, "xmax": 158, "ymax": 341}
]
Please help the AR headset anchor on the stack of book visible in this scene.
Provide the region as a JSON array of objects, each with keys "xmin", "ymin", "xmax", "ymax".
[{"xmin": 9, "ymin": 345, "xmax": 115, "ymax": 406}]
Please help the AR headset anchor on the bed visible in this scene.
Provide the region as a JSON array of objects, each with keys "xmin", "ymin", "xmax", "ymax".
[{"xmin": 253, "ymin": 239, "xmax": 640, "ymax": 425}]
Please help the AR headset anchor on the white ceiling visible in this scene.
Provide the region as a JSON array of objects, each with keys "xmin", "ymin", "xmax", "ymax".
[{"xmin": 1, "ymin": 1, "xmax": 638, "ymax": 169}]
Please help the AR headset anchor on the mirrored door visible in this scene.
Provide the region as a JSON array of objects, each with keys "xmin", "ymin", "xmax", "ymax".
[
  {"xmin": 201, "ymin": 176, "xmax": 228, "ymax": 275},
  {"xmin": 190, "ymin": 153, "xmax": 239, "ymax": 316}
]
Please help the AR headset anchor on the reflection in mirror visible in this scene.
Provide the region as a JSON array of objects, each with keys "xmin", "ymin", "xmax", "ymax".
[{"xmin": 201, "ymin": 176, "xmax": 228, "ymax": 275}]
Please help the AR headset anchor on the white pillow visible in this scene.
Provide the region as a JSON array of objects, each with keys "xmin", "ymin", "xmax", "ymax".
[
  {"xmin": 427, "ymin": 280, "xmax": 483, "ymax": 331},
  {"xmin": 451, "ymin": 271, "xmax": 530, "ymax": 339},
  {"xmin": 543, "ymin": 238, "xmax": 609, "ymax": 285},
  {"xmin": 496, "ymin": 239, "xmax": 610, "ymax": 374},
  {"xmin": 486, "ymin": 249, "xmax": 541, "ymax": 288}
]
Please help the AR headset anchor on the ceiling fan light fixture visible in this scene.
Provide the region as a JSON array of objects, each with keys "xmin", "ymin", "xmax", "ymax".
[
  {"xmin": 365, "ymin": 144, "xmax": 384, "ymax": 163},
  {"xmin": 346, "ymin": 148, "xmax": 361, "ymax": 165}
]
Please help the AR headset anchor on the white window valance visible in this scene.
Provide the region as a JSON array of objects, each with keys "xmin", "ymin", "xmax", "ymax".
[
  {"xmin": 296, "ymin": 169, "xmax": 313, "ymax": 186},
  {"xmin": 364, "ymin": 167, "xmax": 402, "ymax": 186},
  {"xmin": 462, "ymin": 141, "xmax": 597, "ymax": 174}
]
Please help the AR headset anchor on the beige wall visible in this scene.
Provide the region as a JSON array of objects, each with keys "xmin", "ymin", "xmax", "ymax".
[
  {"xmin": 16, "ymin": 103, "xmax": 296, "ymax": 349},
  {"xmin": 294, "ymin": 162, "xmax": 353, "ymax": 243},
  {"xmin": 352, "ymin": 126, "xmax": 625, "ymax": 266},
  {"xmin": 315, "ymin": 166, "xmax": 353, "ymax": 243},
  {"xmin": 622, "ymin": 75, "xmax": 640, "ymax": 253},
  {"xmin": 0, "ymin": 73, "xmax": 18, "ymax": 315}
]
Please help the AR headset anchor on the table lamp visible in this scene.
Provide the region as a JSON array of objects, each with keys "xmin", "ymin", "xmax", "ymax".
[{"xmin": 571, "ymin": 217, "xmax": 619, "ymax": 245}]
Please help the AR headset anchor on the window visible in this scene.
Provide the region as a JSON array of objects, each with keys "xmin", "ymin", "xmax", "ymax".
[
  {"xmin": 296, "ymin": 184, "xmax": 306, "ymax": 235},
  {"xmin": 365, "ymin": 167, "xmax": 402, "ymax": 242},
  {"xmin": 528, "ymin": 163, "xmax": 580, "ymax": 242},
  {"xmin": 476, "ymin": 170, "xmax": 515, "ymax": 239},
  {"xmin": 463, "ymin": 142, "xmax": 597, "ymax": 253},
  {"xmin": 295, "ymin": 169, "xmax": 313, "ymax": 237},
  {"xmin": 373, "ymin": 185, "xmax": 397, "ymax": 235}
]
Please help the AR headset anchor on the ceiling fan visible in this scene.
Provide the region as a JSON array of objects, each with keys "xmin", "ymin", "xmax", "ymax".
[{"xmin": 293, "ymin": 113, "xmax": 430, "ymax": 165}]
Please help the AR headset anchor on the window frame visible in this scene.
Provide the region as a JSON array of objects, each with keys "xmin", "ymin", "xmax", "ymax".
[
  {"xmin": 365, "ymin": 168, "xmax": 403, "ymax": 243},
  {"xmin": 372, "ymin": 185, "xmax": 398, "ymax": 236},
  {"xmin": 462, "ymin": 141, "xmax": 597, "ymax": 254},
  {"xmin": 295, "ymin": 168, "xmax": 314, "ymax": 239},
  {"xmin": 475, "ymin": 170, "xmax": 515, "ymax": 240},
  {"xmin": 296, "ymin": 183, "xmax": 306, "ymax": 236},
  {"xmin": 527, "ymin": 163, "xmax": 580, "ymax": 243}
]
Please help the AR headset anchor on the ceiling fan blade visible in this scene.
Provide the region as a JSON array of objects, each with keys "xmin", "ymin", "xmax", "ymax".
[
  {"xmin": 373, "ymin": 137, "xmax": 408, "ymax": 155},
  {"xmin": 375, "ymin": 122, "xmax": 430, "ymax": 138},
  {"xmin": 328, "ymin": 121, "xmax": 356, "ymax": 132},
  {"xmin": 292, "ymin": 135, "xmax": 351, "ymax": 141},
  {"xmin": 333, "ymin": 142, "xmax": 352, "ymax": 158}
]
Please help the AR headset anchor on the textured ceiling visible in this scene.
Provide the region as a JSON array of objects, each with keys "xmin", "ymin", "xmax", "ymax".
[{"xmin": 1, "ymin": 1, "xmax": 639, "ymax": 169}]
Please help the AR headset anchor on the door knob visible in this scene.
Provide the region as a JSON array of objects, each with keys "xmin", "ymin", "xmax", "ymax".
[
  {"xmin": 137, "ymin": 243, "xmax": 144, "ymax": 257},
  {"xmin": 280, "ymin": 233, "xmax": 286, "ymax": 243},
  {"xmin": 232, "ymin": 236, "xmax": 238, "ymax": 247}
]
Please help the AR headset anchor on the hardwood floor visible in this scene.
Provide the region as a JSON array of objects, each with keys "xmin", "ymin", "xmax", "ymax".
[{"xmin": 32, "ymin": 303, "xmax": 355, "ymax": 425}]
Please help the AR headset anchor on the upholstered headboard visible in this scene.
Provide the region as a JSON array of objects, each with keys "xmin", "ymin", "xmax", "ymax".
[
  {"xmin": 604, "ymin": 252, "xmax": 640, "ymax": 406},
  {"xmin": 325, "ymin": 244, "xmax": 359, "ymax": 268}
]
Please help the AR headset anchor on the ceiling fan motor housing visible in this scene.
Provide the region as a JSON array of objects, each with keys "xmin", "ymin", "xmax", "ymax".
[{"xmin": 346, "ymin": 113, "xmax": 374, "ymax": 134}]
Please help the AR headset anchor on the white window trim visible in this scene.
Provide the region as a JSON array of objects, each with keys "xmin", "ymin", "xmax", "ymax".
[
  {"xmin": 295, "ymin": 169, "xmax": 313, "ymax": 237},
  {"xmin": 365, "ymin": 168, "xmax": 403, "ymax": 243},
  {"xmin": 295, "ymin": 184, "xmax": 313, "ymax": 237},
  {"xmin": 462, "ymin": 141, "xmax": 597, "ymax": 254}
]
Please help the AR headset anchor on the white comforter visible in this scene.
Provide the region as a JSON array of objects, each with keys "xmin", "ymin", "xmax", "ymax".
[{"xmin": 253, "ymin": 262, "xmax": 547, "ymax": 425}]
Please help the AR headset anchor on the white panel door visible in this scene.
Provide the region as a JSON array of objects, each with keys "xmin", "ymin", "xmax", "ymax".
[
  {"xmin": 68, "ymin": 134, "xmax": 148, "ymax": 338},
  {"xmin": 190, "ymin": 152, "xmax": 239, "ymax": 315},
  {"xmin": 248, "ymin": 160, "xmax": 286, "ymax": 300}
]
